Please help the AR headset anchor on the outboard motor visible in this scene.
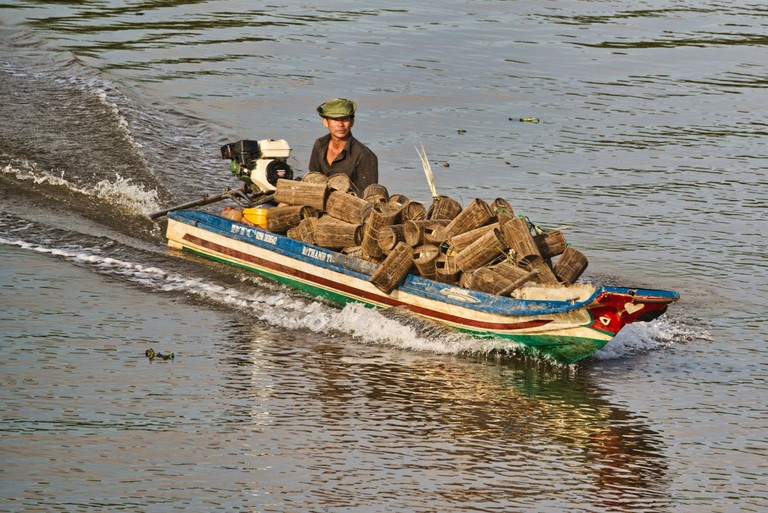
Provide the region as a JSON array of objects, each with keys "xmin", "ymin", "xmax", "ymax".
[{"xmin": 220, "ymin": 139, "xmax": 293, "ymax": 193}]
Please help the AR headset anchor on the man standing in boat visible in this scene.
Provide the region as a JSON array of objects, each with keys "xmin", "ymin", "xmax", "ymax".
[{"xmin": 308, "ymin": 97, "xmax": 379, "ymax": 196}]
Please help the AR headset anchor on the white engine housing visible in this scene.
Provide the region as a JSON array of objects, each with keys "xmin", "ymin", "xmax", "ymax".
[{"xmin": 248, "ymin": 139, "xmax": 292, "ymax": 192}]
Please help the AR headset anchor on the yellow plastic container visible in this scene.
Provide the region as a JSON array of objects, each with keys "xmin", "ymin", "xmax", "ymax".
[{"xmin": 243, "ymin": 208, "xmax": 269, "ymax": 229}]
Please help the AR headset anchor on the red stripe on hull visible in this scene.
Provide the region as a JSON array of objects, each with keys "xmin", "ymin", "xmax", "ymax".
[{"xmin": 182, "ymin": 233, "xmax": 553, "ymax": 332}]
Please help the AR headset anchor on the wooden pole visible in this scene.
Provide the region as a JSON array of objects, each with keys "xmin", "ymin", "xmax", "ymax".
[{"xmin": 149, "ymin": 189, "xmax": 273, "ymax": 219}]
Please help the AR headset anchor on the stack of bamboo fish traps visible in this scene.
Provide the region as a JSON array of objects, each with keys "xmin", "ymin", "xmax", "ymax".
[{"xmin": 231, "ymin": 173, "xmax": 588, "ymax": 296}]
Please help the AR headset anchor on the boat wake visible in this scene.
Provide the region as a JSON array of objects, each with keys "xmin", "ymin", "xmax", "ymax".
[
  {"xmin": 1, "ymin": 162, "xmax": 162, "ymax": 217},
  {"xmin": 592, "ymin": 311, "xmax": 709, "ymax": 361},
  {"xmin": 1, "ymin": 213, "xmax": 703, "ymax": 364}
]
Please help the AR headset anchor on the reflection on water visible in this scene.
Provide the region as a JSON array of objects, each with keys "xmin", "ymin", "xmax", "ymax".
[
  {"xmin": 221, "ymin": 327, "xmax": 670, "ymax": 510},
  {"xmin": 1, "ymin": 246, "xmax": 669, "ymax": 512}
]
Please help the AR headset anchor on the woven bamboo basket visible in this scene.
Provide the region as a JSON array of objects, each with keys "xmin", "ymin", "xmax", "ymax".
[
  {"xmin": 496, "ymin": 268, "xmax": 544, "ymax": 296},
  {"xmin": 455, "ymin": 227, "xmax": 509, "ymax": 272},
  {"xmin": 492, "ymin": 260, "xmax": 531, "ymax": 283},
  {"xmin": 404, "ymin": 219, "xmax": 449, "ymax": 246},
  {"xmin": 403, "ymin": 220, "xmax": 428, "ymax": 246},
  {"xmin": 519, "ymin": 256, "xmax": 560, "ymax": 285},
  {"xmin": 297, "ymin": 217, "xmax": 318, "ymax": 245},
  {"xmin": 341, "ymin": 245, "xmax": 365, "ymax": 259},
  {"xmin": 448, "ymin": 222, "xmax": 499, "ymax": 253},
  {"xmin": 362, "ymin": 203, "xmax": 402, "ymax": 259},
  {"xmin": 266, "ymin": 205, "xmax": 317, "ymax": 233},
  {"xmin": 412, "ymin": 244, "xmax": 440, "ymax": 279},
  {"xmin": 533, "ymin": 230, "xmax": 567, "ymax": 260},
  {"xmin": 363, "ymin": 183, "xmax": 389, "ymax": 204},
  {"xmin": 427, "ymin": 195, "xmax": 462, "ymax": 221},
  {"xmin": 286, "ymin": 226, "xmax": 301, "ymax": 240},
  {"xmin": 327, "ymin": 173, "xmax": 352, "ymax": 194},
  {"xmin": 301, "ymin": 171, "xmax": 329, "ymax": 184},
  {"xmin": 434, "ymin": 253, "xmax": 461, "ymax": 284},
  {"xmin": 442, "ymin": 198, "xmax": 494, "ymax": 239},
  {"xmin": 388, "ymin": 194, "xmax": 409, "ymax": 207},
  {"xmin": 402, "ymin": 201, "xmax": 427, "ymax": 221},
  {"xmin": 313, "ymin": 216, "xmax": 363, "ymax": 249},
  {"xmin": 273, "ymin": 178, "xmax": 327, "ymax": 210},
  {"xmin": 423, "ymin": 219, "xmax": 450, "ymax": 244},
  {"xmin": 377, "ymin": 224, "xmax": 406, "ymax": 254},
  {"xmin": 459, "ymin": 267, "xmax": 515, "ymax": 295},
  {"xmin": 325, "ymin": 190, "xmax": 374, "ymax": 225},
  {"xmin": 491, "ymin": 198, "xmax": 515, "ymax": 225},
  {"xmin": 554, "ymin": 246, "xmax": 588, "ymax": 284},
  {"xmin": 369, "ymin": 242, "xmax": 413, "ymax": 294},
  {"xmin": 500, "ymin": 217, "xmax": 542, "ymax": 263}
]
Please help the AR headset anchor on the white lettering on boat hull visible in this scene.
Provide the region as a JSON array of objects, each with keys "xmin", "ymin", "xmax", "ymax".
[
  {"xmin": 439, "ymin": 287, "xmax": 480, "ymax": 304},
  {"xmin": 301, "ymin": 246, "xmax": 331, "ymax": 262},
  {"xmin": 230, "ymin": 225, "xmax": 278, "ymax": 245}
]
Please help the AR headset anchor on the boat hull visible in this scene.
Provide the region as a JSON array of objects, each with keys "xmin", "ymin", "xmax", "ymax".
[{"xmin": 166, "ymin": 210, "xmax": 678, "ymax": 364}]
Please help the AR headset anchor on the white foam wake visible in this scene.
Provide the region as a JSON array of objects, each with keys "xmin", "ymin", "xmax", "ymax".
[
  {"xmin": 1, "ymin": 235, "xmax": 700, "ymax": 362},
  {"xmin": 2, "ymin": 163, "xmax": 161, "ymax": 215}
]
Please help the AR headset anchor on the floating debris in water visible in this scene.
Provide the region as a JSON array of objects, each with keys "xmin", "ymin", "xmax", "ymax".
[
  {"xmin": 512, "ymin": 117, "xmax": 540, "ymax": 124},
  {"xmin": 145, "ymin": 348, "xmax": 174, "ymax": 361}
]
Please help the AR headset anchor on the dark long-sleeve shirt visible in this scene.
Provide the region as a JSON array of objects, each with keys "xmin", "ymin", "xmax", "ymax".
[{"xmin": 308, "ymin": 134, "xmax": 378, "ymax": 196}]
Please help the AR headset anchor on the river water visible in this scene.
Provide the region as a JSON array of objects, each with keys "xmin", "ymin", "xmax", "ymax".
[{"xmin": 1, "ymin": 1, "xmax": 766, "ymax": 512}]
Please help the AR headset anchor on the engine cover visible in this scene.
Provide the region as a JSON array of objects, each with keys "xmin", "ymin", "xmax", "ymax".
[{"xmin": 221, "ymin": 139, "xmax": 293, "ymax": 192}]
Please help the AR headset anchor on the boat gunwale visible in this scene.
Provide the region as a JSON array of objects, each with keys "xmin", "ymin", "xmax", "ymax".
[{"xmin": 168, "ymin": 210, "xmax": 679, "ymax": 316}]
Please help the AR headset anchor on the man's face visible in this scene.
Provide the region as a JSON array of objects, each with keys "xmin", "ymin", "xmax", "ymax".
[{"xmin": 322, "ymin": 116, "xmax": 354, "ymax": 140}]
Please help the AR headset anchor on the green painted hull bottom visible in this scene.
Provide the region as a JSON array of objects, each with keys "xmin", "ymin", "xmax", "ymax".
[
  {"xmin": 181, "ymin": 246, "xmax": 606, "ymax": 365},
  {"xmin": 468, "ymin": 333, "xmax": 608, "ymax": 365}
]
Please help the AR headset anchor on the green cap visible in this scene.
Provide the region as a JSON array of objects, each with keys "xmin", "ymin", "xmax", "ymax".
[{"xmin": 316, "ymin": 98, "xmax": 356, "ymax": 118}]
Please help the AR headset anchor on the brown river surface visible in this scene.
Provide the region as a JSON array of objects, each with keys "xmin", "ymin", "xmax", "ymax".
[{"xmin": 1, "ymin": 2, "xmax": 766, "ymax": 512}]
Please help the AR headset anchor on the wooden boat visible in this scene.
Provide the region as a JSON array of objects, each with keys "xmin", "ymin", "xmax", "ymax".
[{"xmin": 164, "ymin": 209, "xmax": 679, "ymax": 364}]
